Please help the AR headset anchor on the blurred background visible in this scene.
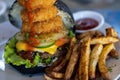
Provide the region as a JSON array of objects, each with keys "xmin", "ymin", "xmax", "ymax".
[
  {"xmin": 63, "ymin": 0, "xmax": 120, "ymax": 34},
  {"xmin": 0, "ymin": 0, "xmax": 120, "ymax": 20},
  {"xmin": 63, "ymin": 0, "xmax": 120, "ymax": 11},
  {"xmin": 0, "ymin": 0, "xmax": 120, "ymax": 32},
  {"xmin": 0, "ymin": 0, "xmax": 120, "ymax": 24}
]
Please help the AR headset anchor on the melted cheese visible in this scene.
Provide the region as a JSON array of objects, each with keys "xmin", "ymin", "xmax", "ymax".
[
  {"xmin": 16, "ymin": 41, "xmax": 58, "ymax": 55},
  {"xmin": 35, "ymin": 45, "xmax": 58, "ymax": 55}
]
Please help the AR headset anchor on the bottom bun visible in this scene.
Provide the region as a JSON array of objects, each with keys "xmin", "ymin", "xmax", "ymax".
[{"xmin": 10, "ymin": 63, "xmax": 46, "ymax": 74}]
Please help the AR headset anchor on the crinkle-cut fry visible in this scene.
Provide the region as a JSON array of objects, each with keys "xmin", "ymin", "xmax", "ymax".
[
  {"xmin": 89, "ymin": 44, "xmax": 103, "ymax": 79},
  {"xmin": 18, "ymin": 0, "xmax": 56, "ymax": 10},
  {"xmin": 91, "ymin": 37, "xmax": 119, "ymax": 45},
  {"xmin": 79, "ymin": 38, "xmax": 91, "ymax": 80},
  {"xmin": 64, "ymin": 44, "xmax": 79, "ymax": 80},
  {"xmin": 22, "ymin": 16, "xmax": 63, "ymax": 34},
  {"xmin": 53, "ymin": 37, "xmax": 76, "ymax": 72},
  {"xmin": 106, "ymin": 27, "xmax": 118, "ymax": 38},
  {"xmin": 98, "ymin": 43, "xmax": 114, "ymax": 80},
  {"xmin": 21, "ymin": 6, "xmax": 58, "ymax": 22}
]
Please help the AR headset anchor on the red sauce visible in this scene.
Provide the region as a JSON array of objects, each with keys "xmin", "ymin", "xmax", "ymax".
[
  {"xmin": 25, "ymin": 0, "xmax": 34, "ymax": 30},
  {"xmin": 19, "ymin": 0, "xmax": 36, "ymax": 63},
  {"xmin": 27, "ymin": 12, "xmax": 34, "ymax": 24},
  {"xmin": 75, "ymin": 18, "xmax": 98, "ymax": 30},
  {"xmin": 29, "ymin": 33, "xmax": 39, "ymax": 46},
  {"xmin": 25, "ymin": 0, "xmax": 35, "ymax": 24},
  {"xmin": 26, "ymin": 43, "xmax": 34, "ymax": 51},
  {"xmin": 25, "ymin": 0, "xmax": 32, "ymax": 11}
]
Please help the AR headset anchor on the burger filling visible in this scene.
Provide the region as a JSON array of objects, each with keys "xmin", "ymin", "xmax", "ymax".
[{"xmin": 4, "ymin": 30, "xmax": 74, "ymax": 68}]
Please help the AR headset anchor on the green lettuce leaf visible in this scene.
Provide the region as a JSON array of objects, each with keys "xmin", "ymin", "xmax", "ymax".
[
  {"xmin": 68, "ymin": 30, "xmax": 75, "ymax": 38},
  {"xmin": 4, "ymin": 35, "xmax": 51, "ymax": 68}
]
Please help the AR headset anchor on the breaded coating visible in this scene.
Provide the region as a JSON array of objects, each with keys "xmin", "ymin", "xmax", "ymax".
[
  {"xmin": 21, "ymin": 6, "xmax": 58, "ymax": 22},
  {"xmin": 21, "ymin": 22, "xmax": 31, "ymax": 33},
  {"xmin": 18, "ymin": 0, "xmax": 56, "ymax": 10},
  {"xmin": 22, "ymin": 16, "xmax": 63, "ymax": 34}
]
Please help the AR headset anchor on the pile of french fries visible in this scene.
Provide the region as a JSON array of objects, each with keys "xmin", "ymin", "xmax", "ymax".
[{"xmin": 44, "ymin": 27, "xmax": 119, "ymax": 80}]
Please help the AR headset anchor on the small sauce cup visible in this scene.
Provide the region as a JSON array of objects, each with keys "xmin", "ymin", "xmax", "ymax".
[{"xmin": 73, "ymin": 10, "xmax": 105, "ymax": 33}]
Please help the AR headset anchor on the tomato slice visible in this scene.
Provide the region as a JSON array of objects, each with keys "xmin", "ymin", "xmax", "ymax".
[{"xmin": 55, "ymin": 38, "xmax": 69, "ymax": 47}]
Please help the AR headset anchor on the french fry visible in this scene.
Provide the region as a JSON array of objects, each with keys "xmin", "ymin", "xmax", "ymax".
[
  {"xmin": 53, "ymin": 37, "xmax": 76, "ymax": 72},
  {"xmin": 106, "ymin": 27, "xmax": 118, "ymax": 38},
  {"xmin": 109, "ymin": 48, "xmax": 119, "ymax": 58},
  {"xmin": 106, "ymin": 28, "xmax": 119, "ymax": 58},
  {"xmin": 91, "ymin": 37, "xmax": 119, "ymax": 45},
  {"xmin": 44, "ymin": 27, "xmax": 119, "ymax": 80},
  {"xmin": 49, "ymin": 71, "xmax": 64, "ymax": 79},
  {"xmin": 64, "ymin": 44, "xmax": 79, "ymax": 80},
  {"xmin": 95, "ymin": 30, "xmax": 104, "ymax": 37},
  {"xmin": 79, "ymin": 38, "xmax": 91, "ymax": 80},
  {"xmin": 44, "ymin": 74, "xmax": 56, "ymax": 80},
  {"xmin": 77, "ymin": 30, "xmax": 103, "ymax": 40},
  {"xmin": 44, "ymin": 74, "xmax": 63, "ymax": 80},
  {"xmin": 98, "ymin": 43, "xmax": 114, "ymax": 80},
  {"xmin": 45, "ymin": 66, "xmax": 64, "ymax": 79},
  {"xmin": 89, "ymin": 44, "xmax": 103, "ymax": 79},
  {"xmin": 45, "ymin": 56, "xmax": 64, "ymax": 72}
]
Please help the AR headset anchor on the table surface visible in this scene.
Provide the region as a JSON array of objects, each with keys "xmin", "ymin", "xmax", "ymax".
[
  {"xmin": 98, "ymin": 10, "xmax": 120, "ymax": 36},
  {"xmin": 62, "ymin": 0, "xmax": 120, "ymax": 36},
  {"xmin": 1, "ymin": 0, "xmax": 120, "ymax": 34},
  {"xmin": 0, "ymin": 0, "xmax": 120, "ymax": 80}
]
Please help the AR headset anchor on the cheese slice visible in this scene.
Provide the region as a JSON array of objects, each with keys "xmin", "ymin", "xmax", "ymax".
[{"xmin": 16, "ymin": 41, "xmax": 58, "ymax": 55}]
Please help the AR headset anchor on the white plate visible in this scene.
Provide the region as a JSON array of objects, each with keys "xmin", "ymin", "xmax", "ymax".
[{"xmin": 0, "ymin": 20, "xmax": 120, "ymax": 80}]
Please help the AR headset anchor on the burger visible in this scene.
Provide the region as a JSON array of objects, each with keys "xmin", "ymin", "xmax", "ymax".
[{"xmin": 4, "ymin": 0, "xmax": 74, "ymax": 74}]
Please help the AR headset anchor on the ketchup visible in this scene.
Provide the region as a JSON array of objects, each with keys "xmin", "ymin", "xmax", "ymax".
[
  {"xmin": 75, "ymin": 18, "xmax": 98, "ymax": 30},
  {"xmin": 29, "ymin": 33, "xmax": 40, "ymax": 46}
]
